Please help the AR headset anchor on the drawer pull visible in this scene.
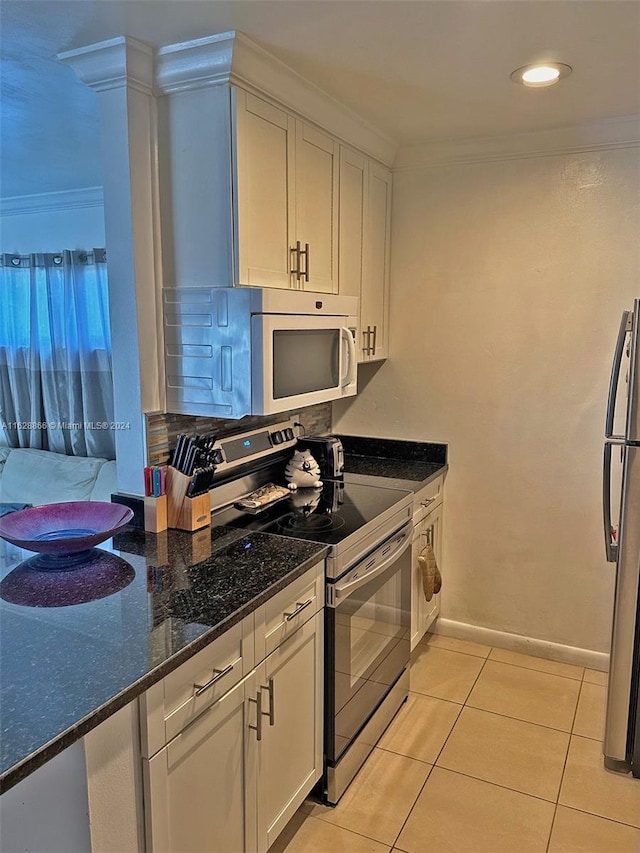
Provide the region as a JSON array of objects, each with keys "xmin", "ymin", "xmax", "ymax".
[
  {"xmin": 284, "ymin": 597, "xmax": 314, "ymax": 621},
  {"xmin": 193, "ymin": 663, "xmax": 234, "ymax": 697},
  {"xmin": 420, "ymin": 497, "xmax": 436, "ymax": 508}
]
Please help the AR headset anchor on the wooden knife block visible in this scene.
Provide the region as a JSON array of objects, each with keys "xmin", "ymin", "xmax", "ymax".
[{"xmin": 166, "ymin": 467, "xmax": 211, "ymax": 532}]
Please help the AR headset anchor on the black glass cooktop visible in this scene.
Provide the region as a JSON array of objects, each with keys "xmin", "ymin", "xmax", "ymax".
[{"xmin": 213, "ymin": 480, "xmax": 412, "ymax": 548}]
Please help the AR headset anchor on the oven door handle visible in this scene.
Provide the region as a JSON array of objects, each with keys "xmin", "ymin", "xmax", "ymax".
[{"xmin": 330, "ymin": 523, "xmax": 413, "ymax": 605}]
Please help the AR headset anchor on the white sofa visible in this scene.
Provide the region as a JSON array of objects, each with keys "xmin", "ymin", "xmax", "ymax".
[{"xmin": 0, "ymin": 447, "xmax": 118, "ymax": 506}]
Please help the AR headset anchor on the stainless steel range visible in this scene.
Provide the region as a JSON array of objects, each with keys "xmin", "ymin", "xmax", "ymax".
[{"xmin": 206, "ymin": 419, "xmax": 413, "ymax": 804}]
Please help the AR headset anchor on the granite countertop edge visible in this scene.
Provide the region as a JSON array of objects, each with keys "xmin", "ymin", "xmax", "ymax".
[
  {"xmin": 0, "ymin": 544, "xmax": 328, "ymax": 795},
  {"xmin": 344, "ymin": 461, "xmax": 448, "ymax": 493}
]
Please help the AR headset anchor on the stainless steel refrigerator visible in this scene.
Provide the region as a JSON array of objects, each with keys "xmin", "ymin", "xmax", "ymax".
[{"xmin": 603, "ymin": 297, "xmax": 640, "ymax": 777}]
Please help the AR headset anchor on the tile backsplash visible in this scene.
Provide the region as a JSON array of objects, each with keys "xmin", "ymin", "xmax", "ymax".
[{"xmin": 146, "ymin": 403, "xmax": 332, "ymax": 466}]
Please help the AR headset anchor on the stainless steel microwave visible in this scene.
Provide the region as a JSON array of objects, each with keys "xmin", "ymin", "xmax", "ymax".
[{"xmin": 163, "ymin": 287, "xmax": 359, "ymax": 419}]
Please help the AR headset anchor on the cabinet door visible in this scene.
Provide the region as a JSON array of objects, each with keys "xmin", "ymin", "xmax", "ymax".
[
  {"xmin": 143, "ymin": 677, "xmax": 256, "ymax": 853},
  {"xmin": 411, "ymin": 501, "xmax": 444, "ymax": 649},
  {"xmin": 254, "ymin": 612, "xmax": 323, "ymax": 853},
  {"xmin": 411, "ymin": 516, "xmax": 428, "ymax": 651},
  {"xmin": 295, "ymin": 121, "xmax": 339, "ymax": 294},
  {"xmin": 362, "ymin": 162, "xmax": 392, "ymax": 361},
  {"xmin": 338, "ymin": 146, "xmax": 368, "ymax": 361},
  {"xmin": 420, "ymin": 503, "xmax": 443, "ymax": 638},
  {"xmin": 234, "ymin": 90, "xmax": 296, "ymax": 289}
]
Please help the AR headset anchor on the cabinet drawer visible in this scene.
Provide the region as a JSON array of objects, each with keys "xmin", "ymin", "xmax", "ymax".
[
  {"xmin": 140, "ymin": 614, "xmax": 254, "ymax": 757},
  {"xmin": 255, "ymin": 562, "xmax": 324, "ymax": 661},
  {"xmin": 413, "ymin": 475, "xmax": 444, "ymax": 523}
]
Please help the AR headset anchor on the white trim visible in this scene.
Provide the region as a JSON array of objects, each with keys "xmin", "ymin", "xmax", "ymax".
[
  {"xmin": 0, "ymin": 187, "xmax": 104, "ymax": 216},
  {"xmin": 432, "ymin": 617, "xmax": 609, "ymax": 672},
  {"xmin": 58, "ymin": 37, "xmax": 154, "ymax": 95},
  {"xmin": 155, "ymin": 31, "xmax": 236, "ymax": 93},
  {"xmin": 394, "ymin": 115, "xmax": 640, "ymax": 171},
  {"xmin": 154, "ymin": 31, "xmax": 396, "ymax": 167}
]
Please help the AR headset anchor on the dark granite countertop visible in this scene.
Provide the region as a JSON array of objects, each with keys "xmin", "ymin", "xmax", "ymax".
[
  {"xmin": 0, "ymin": 526, "xmax": 327, "ymax": 793},
  {"xmin": 336, "ymin": 435, "xmax": 448, "ymax": 492}
]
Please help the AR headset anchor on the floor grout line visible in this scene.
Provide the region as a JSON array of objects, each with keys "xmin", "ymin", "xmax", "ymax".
[
  {"xmin": 303, "ymin": 812, "xmax": 400, "ymax": 849},
  {"xmin": 410, "ymin": 688, "xmax": 578, "ymax": 736},
  {"xmin": 557, "ymin": 803, "xmax": 640, "ymax": 831},
  {"xmin": 483, "ymin": 655, "xmax": 584, "ymax": 682},
  {"xmin": 434, "ymin": 764, "xmax": 564, "ymax": 805},
  {"xmin": 544, "ymin": 679, "xmax": 580, "ymax": 853},
  {"xmin": 463, "ymin": 702, "xmax": 577, "ymax": 735},
  {"xmin": 386, "ymin": 761, "xmax": 434, "ymax": 849}
]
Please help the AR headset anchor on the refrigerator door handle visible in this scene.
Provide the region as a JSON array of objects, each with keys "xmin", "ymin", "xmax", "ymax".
[
  {"xmin": 603, "ymin": 440, "xmax": 622, "ymax": 563},
  {"xmin": 605, "ymin": 310, "xmax": 631, "ymax": 440}
]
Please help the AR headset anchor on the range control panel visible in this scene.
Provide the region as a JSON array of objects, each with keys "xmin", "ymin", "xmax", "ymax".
[{"xmin": 209, "ymin": 419, "xmax": 299, "ymax": 480}]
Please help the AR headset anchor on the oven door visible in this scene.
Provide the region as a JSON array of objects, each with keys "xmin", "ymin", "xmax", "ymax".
[{"xmin": 325, "ymin": 521, "xmax": 412, "ymax": 765}]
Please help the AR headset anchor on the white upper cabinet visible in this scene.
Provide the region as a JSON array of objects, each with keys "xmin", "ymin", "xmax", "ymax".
[
  {"xmin": 362, "ymin": 162, "xmax": 392, "ymax": 361},
  {"xmin": 156, "ymin": 33, "xmax": 394, "ymax": 298},
  {"xmin": 234, "ymin": 91, "xmax": 338, "ymax": 293},
  {"xmin": 338, "ymin": 147, "xmax": 392, "ymax": 362},
  {"xmin": 166, "ymin": 87, "xmax": 339, "ymax": 293},
  {"xmin": 234, "ymin": 91, "xmax": 296, "ymax": 290},
  {"xmin": 293, "ymin": 122, "xmax": 339, "ymax": 293},
  {"xmin": 338, "ymin": 146, "xmax": 367, "ymax": 357}
]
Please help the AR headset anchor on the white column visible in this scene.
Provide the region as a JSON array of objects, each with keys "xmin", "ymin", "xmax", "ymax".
[{"xmin": 59, "ymin": 38, "xmax": 165, "ymax": 496}]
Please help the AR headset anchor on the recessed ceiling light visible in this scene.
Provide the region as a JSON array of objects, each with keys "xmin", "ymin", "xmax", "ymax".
[{"xmin": 510, "ymin": 63, "xmax": 572, "ymax": 88}]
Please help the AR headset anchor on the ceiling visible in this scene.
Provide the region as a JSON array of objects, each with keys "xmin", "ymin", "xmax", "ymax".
[{"xmin": 1, "ymin": 0, "xmax": 639, "ymax": 199}]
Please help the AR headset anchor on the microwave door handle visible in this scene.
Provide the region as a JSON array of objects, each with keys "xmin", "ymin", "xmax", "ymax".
[
  {"xmin": 605, "ymin": 311, "xmax": 631, "ymax": 440},
  {"xmin": 340, "ymin": 327, "xmax": 357, "ymax": 388}
]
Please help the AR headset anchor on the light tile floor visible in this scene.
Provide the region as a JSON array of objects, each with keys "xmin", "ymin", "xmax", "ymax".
[{"xmin": 270, "ymin": 635, "xmax": 640, "ymax": 853}]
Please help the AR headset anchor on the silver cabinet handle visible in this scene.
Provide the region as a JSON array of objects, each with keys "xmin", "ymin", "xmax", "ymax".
[
  {"xmin": 284, "ymin": 597, "xmax": 314, "ymax": 621},
  {"xmin": 291, "ymin": 241, "xmax": 302, "ymax": 281},
  {"xmin": 371, "ymin": 324, "xmax": 377, "ymax": 356},
  {"xmin": 261, "ymin": 678, "xmax": 275, "ymax": 726},
  {"xmin": 363, "ymin": 326, "xmax": 373, "ymax": 354},
  {"xmin": 248, "ymin": 690, "xmax": 263, "ymax": 741},
  {"xmin": 193, "ymin": 663, "xmax": 234, "ymax": 697},
  {"xmin": 420, "ymin": 497, "xmax": 436, "ymax": 508},
  {"xmin": 301, "ymin": 242, "xmax": 310, "ymax": 282}
]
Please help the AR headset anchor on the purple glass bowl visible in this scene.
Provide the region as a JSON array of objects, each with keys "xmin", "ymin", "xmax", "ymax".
[{"xmin": 0, "ymin": 501, "xmax": 134, "ymax": 556}]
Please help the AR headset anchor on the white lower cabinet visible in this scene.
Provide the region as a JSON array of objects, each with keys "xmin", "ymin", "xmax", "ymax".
[
  {"xmin": 144, "ymin": 676, "xmax": 257, "ymax": 853},
  {"xmin": 411, "ymin": 478, "xmax": 445, "ymax": 650},
  {"xmin": 141, "ymin": 563, "xmax": 324, "ymax": 853},
  {"xmin": 253, "ymin": 612, "xmax": 323, "ymax": 852}
]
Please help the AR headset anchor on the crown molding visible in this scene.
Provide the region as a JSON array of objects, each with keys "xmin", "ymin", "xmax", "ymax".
[
  {"xmin": 0, "ymin": 187, "xmax": 104, "ymax": 216},
  {"xmin": 394, "ymin": 116, "xmax": 640, "ymax": 171},
  {"xmin": 155, "ymin": 31, "xmax": 397, "ymax": 166},
  {"xmin": 155, "ymin": 31, "xmax": 235, "ymax": 93},
  {"xmin": 58, "ymin": 37, "xmax": 154, "ymax": 95}
]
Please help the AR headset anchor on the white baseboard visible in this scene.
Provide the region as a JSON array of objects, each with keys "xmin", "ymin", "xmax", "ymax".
[{"xmin": 432, "ymin": 618, "xmax": 609, "ymax": 673}]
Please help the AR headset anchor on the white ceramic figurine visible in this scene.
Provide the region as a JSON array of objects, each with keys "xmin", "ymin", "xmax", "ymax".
[{"xmin": 284, "ymin": 449, "xmax": 323, "ymax": 490}]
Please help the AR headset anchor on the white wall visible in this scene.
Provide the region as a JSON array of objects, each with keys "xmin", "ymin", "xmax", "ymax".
[
  {"xmin": 0, "ymin": 202, "xmax": 105, "ymax": 252},
  {"xmin": 334, "ymin": 137, "xmax": 640, "ymax": 654}
]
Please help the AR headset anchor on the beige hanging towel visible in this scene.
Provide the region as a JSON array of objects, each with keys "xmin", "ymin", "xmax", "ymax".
[{"xmin": 418, "ymin": 543, "xmax": 442, "ymax": 602}]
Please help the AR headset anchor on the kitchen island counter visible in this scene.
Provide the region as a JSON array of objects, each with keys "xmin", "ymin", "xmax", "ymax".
[{"xmin": 0, "ymin": 525, "xmax": 327, "ymax": 793}]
